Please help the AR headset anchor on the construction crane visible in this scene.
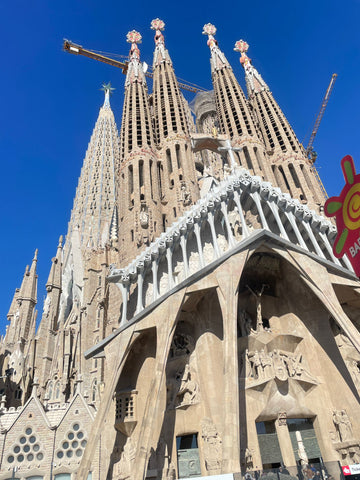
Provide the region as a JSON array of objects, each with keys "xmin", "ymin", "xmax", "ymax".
[
  {"xmin": 305, "ymin": 73, "xmax": 338, "ymax": 162},
  {"xmin": 63, "ymin": 39, "xmax": 208, "ymax": 94}
]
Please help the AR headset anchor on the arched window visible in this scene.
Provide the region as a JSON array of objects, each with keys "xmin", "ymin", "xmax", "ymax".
[
  {"xmin": 55, "ymin": 381, "xmax": 60, "ymax": 400},
  {"xmin": 14, "ymin": 386, "xmax": 22, "ymax": 400},
  {"xmin": 47, "ymin": 381, "xmax": 53, "ymax": 399}
]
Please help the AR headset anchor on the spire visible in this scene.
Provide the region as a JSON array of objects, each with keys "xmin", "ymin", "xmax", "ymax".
[
  {"xmin": 151, "ymin": 18, "xmax": 171, "ymax": 67},
  {"xmin": 202, "ymin": 23, "xmax": 231, "ymax": 72},
  {"xmin": 202, "ymin": 24, "xmax": 276, "ymax": 184},
  {"xmin": 35, "ymin": 237, "xmax": 64, "ymax": 391},
  {"xmin": 46, "ymin": 235, "xmax": 62, "ymax": 291},
  {"xmin": 125, "ymin": 30, "xmax": 146, "ymax": 87},
  {"xmin": 150, "ymin": 19, "xmax": 199, "ymax": 225},
  {"xmin": 234, "ymin": 40, "xmax": 269, "ymax": 96},
  {"xmin": 235, "ymin": 39, "xmax": 327, "ymax": 208},
  {"xmin": 66, "ymin": 85, "xmax": 120, "ymax": 249},
  {"xmin": 4, "ymin": 251, "xmax": 38, "ymax": 345},
  {"xmin": 117, "ymin": 29, "xmax": 162, "ymax": 264},
  {"xmin": 21, "ymin": 249, "xmax": 38, "ymax": 304}
]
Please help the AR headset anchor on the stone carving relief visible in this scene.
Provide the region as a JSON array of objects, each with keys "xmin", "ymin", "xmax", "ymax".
[
  {"xmin": 277, "ymin": 412, "xmax": 287, "ymax": 426},
  {"xmin": 201, "ymin": 417, "xmax": 222, "ymax": 472},
  {"xmin": 180, "ymin": 182, "xmax": 191, "ymax": 206},
  {"xmin": 332, "ymin": 410, "xmax": 354, "ymax": 443},
  {"xmin": 114, "ymin": 437, "xmax": 136, "ymax": 480},
  {"xmin": 346, "ymin": 360, "xmax": 360, "ymax": 389},
  {"xmin": 176, "ymin": 364, "xmax": 200, "ymax": 408},
  {"xmin": 334, "ymin": 328, "xmax": 360, "ymax": 391},
  {"xmin": 244, "ymin": 447, "xmax": 253, "ymax": 469},
  {"xmin": 337, "ymin": 445, "xmax": 360, "ymax": 465},
  {"xmin": 239, "ymin": 310, "xmax": 255, "ymax": 336},
  {"xmin": 139, "ymin": 204, "xmax": 149, "ymax": 229},
  {"xmin": 245, "ymin": 349, "xmax": 317, "ymax": 385},
  {"xmin": 170, "ymin": 334, "xmax": 194, "ymax": 358}
]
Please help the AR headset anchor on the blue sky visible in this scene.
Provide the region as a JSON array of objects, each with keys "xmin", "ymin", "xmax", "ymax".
[{"xmin": 1, "ymin": 0, "xmax": 360, "ymax": 332}]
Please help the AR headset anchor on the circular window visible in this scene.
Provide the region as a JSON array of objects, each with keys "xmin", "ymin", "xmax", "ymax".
[
  {"xmin": 27, "ymin": 453, "xmax": 34, "ymax": 461},
  {"xmin": 66, "ymin": 450, "xmax": 73, "ymax": 458},
  {"xmin": 18, "ymin": 454, "xmax": 24, "ymax": 462},
  {"xmin": 76, "ymin": 449, "xmax": 83, "ymax": 457},
  {"xmin": 14, "ymin": 445, "xmax": 20, "ymax": 453},
  {"xmin": 77, "ymin": 431, "xmax": 84, "ymax": 439},
  {"xmin": 20, "ymin": 436, "xmax": 26, "ymax": 444},
  {"xmin": 72, "ymin": 440, "xmax": 78, "ymax": 448},
  {"xmin": 33, "ymin": 444, "xmax": 40, "ymax": 452},
  {"xmin": 24, "ymin": 445, "xmax": 30, "ymax": 452},
  {"xmin": 62, "ymin": 441, "xmax": 69, "ymax": 449},
  {"xmin": 25, "ymin": 427, "xmax": 32, "ymax": 435},
  {"xmin": 36, "ymin": 452, "xmax": 44, "ymax": 461},
  {"xmin": 81, "ymin": 440, "xmax": 87, "ymax": 448},
  {"xmin": 68, "ymin": 432, "xmax": 75, "ymax": 440},
  {"xmin": 8, "ymin": 455, "xmax": 14, "ymax": 463},
  {"xmin": 57, "ymin": 451, "xmax": 64, "ymax": 459},
  {"xmin": 29, "ymin": 435, "xmax": 36, "ymax": 443},
  {"xmin": 73, "ymin": 423, "xmax": 80, "ymax": 431}
]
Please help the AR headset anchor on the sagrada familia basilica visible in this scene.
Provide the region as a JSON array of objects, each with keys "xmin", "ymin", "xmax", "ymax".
[{"xmin": 0, "ymin": 19, "xmax": 359, "ymax": 480}]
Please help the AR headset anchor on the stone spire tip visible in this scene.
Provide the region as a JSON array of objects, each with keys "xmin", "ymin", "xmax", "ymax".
[
  {"xmin": 100, "ymin": 82, "xmax": 115, "ymax": 108},
  {"xmin": 58, "ymin": 235, "xmax": 63, "ymax": 247},
  {"xmin": 151, "ymin": 18, "xmax": 165, "ymax": 32},
  {"xmin": 202, "ymin": 23, "xmax": 217, "ymax": 36},
  {"xmin": 234, "ymin": 39, "xmax": 250, "ymax": 65}
]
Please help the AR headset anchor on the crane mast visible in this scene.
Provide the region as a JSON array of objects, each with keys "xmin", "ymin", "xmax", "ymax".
[
  {"xmin": 63, "ymin": 39, "xmax": 207, "ymax": 93},
  {"xmin": 305, "ymin": 73, "xmax": 337, "ymax": 161}
]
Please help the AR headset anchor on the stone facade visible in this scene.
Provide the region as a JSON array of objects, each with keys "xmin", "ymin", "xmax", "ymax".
[{"xmin": 0, "ymin": 20, "xmax": 359, "ymax": 480}]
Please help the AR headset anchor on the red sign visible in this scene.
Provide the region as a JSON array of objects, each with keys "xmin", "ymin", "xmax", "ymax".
[
  {"xmin": 342, "ymin": 464, "xmax": 360, "ymax": 475},
  {"xmin": 324, "ymin": 155, "xmax": 360, "ymax": 276}
]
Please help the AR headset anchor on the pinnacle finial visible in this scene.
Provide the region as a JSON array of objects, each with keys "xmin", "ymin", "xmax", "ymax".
[
  {"xmin": 58, "ymin": 235, "xmax": 63, "ymax": 247},
  {"xmin": 151, "ymin": 19, "xmax": 166, "ymax": 47},
  {"xmin": 101, "ymin": 82, "xmax": 115, "ymax": 108},
  {"xmin": 126, "ymin": 30, "xmax": 142, "ymax": 61},
  {"xmin": 202, "ymin": 24, "xmax": 219, "ymax": 51},
  {"xmin": 202, "ymin": 23, "xmax": 217, "ymax": 36},
  {"xmin": 33, "ymin": 249, "xmax": 38, "ymax": 261},
  {"xmin": 234, "ymin": 39, "xmax": 251, "ymax": 66},
  {"xmin": 151, "ymin": 18, "xmax": 165, "ymax": 31}
]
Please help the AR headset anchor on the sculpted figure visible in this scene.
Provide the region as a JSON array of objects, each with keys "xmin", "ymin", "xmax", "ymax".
[
  {"xmin": 239, "ymin": 309, "xmax": 254, "ymax": 336},
  {"xmin": 201, "ymin": 417, "xmax": 222, "ymax": 472},
  {"xmin": 177, "ymin": 364, "xmax": 199, "ymax": 407},
  {"xmin": 333, "ymin": 410, "xmax": 353, "ymax": 442},
  {"xmin": 259, "ymin": 349, "xmax": 274, "ymax": 378},
  {"xmin": 115, "ymin": 437, "xmax": 136, "ymax": 480},
  {"xmin": 249, "ymin": 350, "xmax": 264, "ymax": 380}
]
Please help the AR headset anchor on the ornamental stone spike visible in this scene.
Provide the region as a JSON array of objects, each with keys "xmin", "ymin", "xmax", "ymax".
[
  {"xmin": 234, "ymin": 39, "xmax": 269, "ymax": 94},
  {"xmin": 202, "ymin": 23, "xmax": 229, "ymax": 71}
]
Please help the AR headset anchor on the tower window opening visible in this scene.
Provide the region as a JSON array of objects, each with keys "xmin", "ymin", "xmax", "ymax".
[
  {"xmin": 166, "ymin": 149, "xmax": 173, "ymax": 174},
  {"xmin": 162, "ymin": 214, "xmax": 166, "ymax": 231},
  {"xmin": 278, "ymin": 166, "xmax": 290, "ymax": 191},
  {"xmin": 176, "ymin": 144, "xmax": 181, "ymax": 169}
]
